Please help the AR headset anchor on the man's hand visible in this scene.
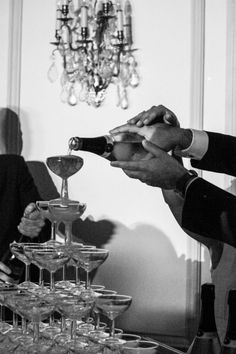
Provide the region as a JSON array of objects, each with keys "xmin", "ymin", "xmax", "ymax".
[
  {"xmin": 110, "ymin": 122, "xmax": 184, "ymax": 152},
  {"xmin": 17, "ymin": 202, "xmax": 45, "ymax": 238},
  {"xmin": 0, "ymin": 262, "xmax": 17, "ymax": 284},
  {"xmin": 126, "ymin": 105, "xmax": 180, "ymax": 127},
  {"xmin": 110, "ymin": 104, "xmax": 192, "ymax": 152},
  {"xmin": 110, "ymin": 140, "xmax": 188, "ymax": 189}
]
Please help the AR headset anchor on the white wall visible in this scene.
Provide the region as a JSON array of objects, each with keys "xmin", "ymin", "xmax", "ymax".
[
  {"xmin": 18, "ymin": 0, "xmax": 194, "ymax": 345},
  {"xmin": 4, "ymin": 0, "xmax": 232, "ymax": 348}
]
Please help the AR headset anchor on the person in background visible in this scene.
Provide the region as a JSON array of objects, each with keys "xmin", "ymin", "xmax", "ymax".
[
  {"xmin": 0, "ymin": 108, "xmax": 50, "ymax": 284},
  {"xmin": 110, "ymin": 104, "xmax": 236, "ymax": 341}
]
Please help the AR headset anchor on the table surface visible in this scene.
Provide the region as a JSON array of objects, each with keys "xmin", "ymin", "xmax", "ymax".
[
  {"xmin": 142, "ymin": 337, "xmax": 185, "ymax": 354},
  {"xmin": 156, "ymin": 343, "xmax": 185, "ymax": 354}
]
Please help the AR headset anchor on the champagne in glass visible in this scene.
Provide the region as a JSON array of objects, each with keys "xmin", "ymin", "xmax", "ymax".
[{"xmin": 46, "ymin": 155, "xmax": 84, "ymax": 202}]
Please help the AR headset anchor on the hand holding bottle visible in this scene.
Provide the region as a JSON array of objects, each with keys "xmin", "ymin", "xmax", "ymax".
[
  {"xmin": 110, "ymin": 104, "xmax": 192, "ymax": 153},
  {"xmin": 126, "ymin": 104, "xmax": 180, "ymax": 127}
]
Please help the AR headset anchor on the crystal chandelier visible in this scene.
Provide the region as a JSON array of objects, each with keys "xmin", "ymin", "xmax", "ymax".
[{"xmin": 48, "ymin": 0, "xmax": 140, "ymax": 109}]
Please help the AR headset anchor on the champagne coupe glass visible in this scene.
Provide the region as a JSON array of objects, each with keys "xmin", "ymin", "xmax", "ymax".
[
  {"xmin": 78, "ymin": 248, "xmax": 109, "ymax": 290},
  {"xmin": 36, "ymin": 200, "xmax": 61, "ymax": 246},
  {"xmin": 23, "ymin": 244, "xmax": 50, "ymax": 288},
  {"xmin": 16, "ymin": 295, "xmax": 55, "ymax": 353},
  {"xmin": 48, "ymin": 199, "xmax": 86, "ymax": 245},
  {"xmin": 0, "ymin": 284, "xmax": 18, "ymax": 334},
  {"xmin": 69, "ymin": 244, "xmax": 96, "ymax": 287},
  {"xmin": 46, "ymin": 154, "xmax": 84, "ymax": 203},
  {"xmin": 95, "ymin": 294, "xmax": 132, "ymax": 343},
  {"xmin": 32, "ymin": 245, "xmax": 70, "ymax": 291},
  {"xmin": 92, "ymin": 289, "xmax": 118, "ymax": 332},
  {"xmin": 56, "ymin": 295, "xmax": 94, "ymax": 342},
  {"xmin": 5, "ymin": 292, "xmax": 34, "ymax": 343},
  {"xmin": 9, "ymin": 242, "xmax": 40, "ymax": 289}
]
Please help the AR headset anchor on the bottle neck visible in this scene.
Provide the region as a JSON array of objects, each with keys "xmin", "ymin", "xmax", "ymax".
[
  {"xmin": 68, "ymin": 136, "xmax": 114, "ymax": 159},
  {"xmin": 197, "ymin": 299, "xmax": 217, "ymax": 334}
]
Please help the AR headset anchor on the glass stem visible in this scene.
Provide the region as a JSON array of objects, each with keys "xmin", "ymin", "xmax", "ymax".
[
  {"xmin": 39, "ymin": 268, "xmax": 43, "ymax": 286},
  {"xmin": 85, "ymin": 271, "xmax": 90, "ymax": 289},
  {"xmin": 22, "ymin": 317, "xmax": 27, "ymax": 334},
  {"xmin": 95, "ymin": 311, "xmax": 100, "ymax": 329},
  {"xmin": 63, "ymin": 265, "xmax": 66, "ymax": 281},
  {"xmin": 50, "ymin": 271, "xmax": 55, "ymax": 291},
  {"xmin": 13, "ymin": 312, "xmax": 18, "ymax": 328},
  {"xmin": 71, "ymin": 319, "xmax": 76, "ymax": 339},
  {"xmin": 49, "ymin": 313, "xmax": 54, "ymax": 327},
  {"xmin": 61, "ymin": 315, "xmax": 66, "ymax": 332},
  {"xmin": 61, "ymin": 178, "xmax": 69, "ymax": 200},
  {"xmin": 51, "ymin": 221, "xmax": 56, "ymax": 241},
  {"xmin": 75, "ymin": 266, "xmax": 80, "ymax": 285},
  {"xmin": 65, "ymin": 221, "xmax": 72, "ymax": 244},
  {"xmin": 25, "ymin": 263, "xmax": 30, "ymax": 283},
  {"xmin": 33, "ymin": 321, "xmax": 40, "ymax": 343},
  {"xmin": 110, "ymin": 319, "xmax": 115, "ymax": 337}
]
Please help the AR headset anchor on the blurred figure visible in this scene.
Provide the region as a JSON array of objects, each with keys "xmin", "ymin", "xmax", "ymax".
[{"xmin": 0, "ymin": 107, "xmax": 50, "ymax": 284}]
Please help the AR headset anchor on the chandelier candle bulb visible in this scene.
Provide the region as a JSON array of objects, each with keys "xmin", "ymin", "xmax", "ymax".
[
  {"xmin": 81, "ymin": 1, "xmax": 88, "ymax": 28},
  {"xmin": 55, "ymin": 9, "xmax": 61, "ymax": 31},
  {"xmin": 124, "ymin": 0, "xmax": 132, "ymax": 45},
  {"xmin": 117, "ymin": 4, "xmax": 124, "ymax": 32}
]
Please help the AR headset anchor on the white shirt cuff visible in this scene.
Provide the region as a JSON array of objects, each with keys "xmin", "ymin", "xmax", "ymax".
[{"xmin": 175, "ymin": 129, "xmax": 209, "ymax": 160}]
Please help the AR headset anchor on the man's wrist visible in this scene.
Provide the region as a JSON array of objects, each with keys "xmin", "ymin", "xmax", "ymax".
[
  {"xmin": 175, "ymin": 169, "xmax": 198, "ymax": 197},
  {"xmin": 177, "ymin": 129, "xmax": 193, "ymax": 150}
]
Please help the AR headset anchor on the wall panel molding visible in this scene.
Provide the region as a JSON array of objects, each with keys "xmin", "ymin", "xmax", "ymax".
[
  {"xmin": 185, "ymin": 0, "xmax": 205, "ymax": 342},
  {"xmin": 225, "ymin": 0, "xmax": 236, "ymax": 194},
  {"xmin": 7, "ymin": 0, "xmax": 23, "ymax": 116}
]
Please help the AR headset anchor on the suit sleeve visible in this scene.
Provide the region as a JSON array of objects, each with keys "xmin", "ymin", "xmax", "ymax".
[
  {"xmin": 17, "ymin": 156, "xmax": 51, "ymax": 243},
  {"xmin": 191, "ymin": 132, "xmax": 236, "ymax": 176},
  {"xmin": 182, "ymin": 178, "xmax": 236, "ymax": 248}
]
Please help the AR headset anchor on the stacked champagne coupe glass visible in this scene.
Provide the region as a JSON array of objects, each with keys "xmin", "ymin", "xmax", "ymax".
[{"xmin": 0, "ymin": 152, "xmax": 135, "ymax": 354}]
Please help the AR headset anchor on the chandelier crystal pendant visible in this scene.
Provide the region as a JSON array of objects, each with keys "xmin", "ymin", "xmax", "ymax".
[{"xmin": 48, "ymin": 0, "xmax": 140, "ymax": 109}]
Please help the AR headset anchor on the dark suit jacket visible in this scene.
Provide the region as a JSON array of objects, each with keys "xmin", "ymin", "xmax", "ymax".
[
  {"xmin": 182, "ymin": 132, "xmax": 236, "ymax": 248},
  {"xmin": 0, "ymin": 155, "xmax": 50, "ymax": 277}
]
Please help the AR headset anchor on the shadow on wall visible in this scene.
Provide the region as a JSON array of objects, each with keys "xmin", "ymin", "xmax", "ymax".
[{"xmin": 94, "ymin": 221, "xmax": 207, "ymax": 339}]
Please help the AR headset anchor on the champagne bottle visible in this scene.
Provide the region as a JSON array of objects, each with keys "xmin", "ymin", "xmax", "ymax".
[
  {"xmin": 187, "ymin": 283, "xmax": 221, "ymax": 354},
  {"xmin": 68, "ymin": 133, "xmax": 145, "ymax": 162},
  {"xmin": 220, "ymin": 289, "xmax": 236, "ymax": 354}
]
